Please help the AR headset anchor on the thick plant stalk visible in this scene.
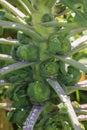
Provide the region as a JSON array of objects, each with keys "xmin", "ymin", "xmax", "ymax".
[
  {"xmin": 47, "ymin": 78, "xmax": 81, "ymax": 130},
  {"xmin": 0, "ymin": 61, "xmax": 34, "ymax": 75},
  {"xmin": 23, "ymin": 105, "xmax": 43, "ymax": 130}
]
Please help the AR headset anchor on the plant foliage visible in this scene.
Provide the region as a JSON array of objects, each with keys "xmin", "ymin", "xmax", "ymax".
[{"xmin": 0, "ymin": 0, "xmax": 87, "ymax": 130}]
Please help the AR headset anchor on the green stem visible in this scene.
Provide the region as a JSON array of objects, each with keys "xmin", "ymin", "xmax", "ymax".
[
  {"xmin": 67, "ymin": 86, "xmax": 87, "ymax": 95},
  {"xmin": 54, "ymin": 55, "xmax": 87, "ymax": 73},
  {"xmin": 34, "ymin": 63, "xmax": 42, "ymax": 81},
  {"xmin": 41, "ymin": 21, "xmax": 68, "ymax": 27},
  {"xmin": 41, "ymin": 21, "xmax": 77, "ymax": 28},
  {"xmin": 22, "ymin": 0, "xmax": 35, "ymax": 13},
  {"xmin": 47, "ymin": 79, "xmax": 81, "ymax": 130},
  {"xmin": 0, "ymin": 38, "xmax": 20, "ymax": 46},
  {"xmin": 17, "ymin": 0, "xmax": 31, "ymax": 15},
  {"xmin": 0, "ymin": 61, "xmax": 34, "ymax": 76},
  {"xmin": 83, "ymin": 0, "xmax": 87, "ymax": 14},
  {"xmin": 31, "ymin": 3, "xmax": 53, "ymax": 37},
  {"xmin": 5, "ymin": 12, "xmax": 27, "ymax": 25},
  {"xmin": 0, "ymin": 20, "xmax": 44, "ymax": 41},
  {"xmin": 55, "ymin": 26, "xmax": 86, "ymax": 37},
  {"xmin": 0, "ymin": 0, "xmax": 25, "ymax": 19}
]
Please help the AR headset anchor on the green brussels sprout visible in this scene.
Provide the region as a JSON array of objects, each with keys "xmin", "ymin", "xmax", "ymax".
[
  {"xmin": 48, "ymin": 35, "xmax": 61, "ymax": 54},
  {"xmin": 17, "ymin": 31, "xmax": 31, "ymax": 44},
  {"xmin": 58, "ymin": 36, "xmax": 71, "ymax": 54},
  {"xmin": 4, "ymin": 66, "xmax": 33, "ymax": 87},
  {"xmin": 7, "ymin": 109, "xmax": 29, "ymax": 127},
  {"xmin": 12, "ymin": 92, "xmax": 30, "ymax": 109},
  {"xmin": 40, "ymin": 61, "xmax": 59, "ymax": 77},
  {"xmin": 17, "ymin": 44, "xmax": 39, "ymax": 61},
  {"xmin": 67, "ymin": 66, "xmax": 81, "ymax": 84},
  {"xmin": 48, "ymin": 35, "xmax": 71, "ymax": 54},
  {"xmin": 12, "ymin": 97, "xmax": 29, "ymax": 109},
  {"xmin": 27, "ymin": 81, "xmax": 50, "ymax": 104},
  {"xmin": 58, "ymin": 66, "xmax": 81, "ymax": 85},
  {"xmin": 41, "ymin": 13, "xmax": 54, "ymax": 22},
  {"xmin": 11, "ymin": 45, "xmax": 20, "ymax": 60}
]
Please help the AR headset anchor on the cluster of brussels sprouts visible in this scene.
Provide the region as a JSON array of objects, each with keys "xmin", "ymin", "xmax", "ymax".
[
  {"xmin": 0, "ymin": 0, "xmax": 86, "ymax": 129},
  {"xmin": 2, "ymin": 27, "xmax": 81, "ymax": 129},
  {"xmin": 11, "ymin": 31, "xmax": 72, "ymax": 62}
]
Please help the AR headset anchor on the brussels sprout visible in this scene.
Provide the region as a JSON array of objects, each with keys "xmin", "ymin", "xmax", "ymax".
[
  {"xmin": 27, "ymin": 81, "xmax": 50, "ymax": 104},
  {"xmin": 48, "ymin": 35, "xmax": 71, "ymax": 54},
  {"xmin": 17, "ymin": 31, "xmax": 31, "ymax": 44},
  {"xmin": 48, "ymin": 35, "xmax": 61, "ymax": 54},
  {"xmin": 40, "ymin": 61, "xmax": 59, "ymax": 77},
  {"xmin": 58, "ymin": 36, "xmax": 71, "ymax": 54},
  {"xmin": 41, "ymin": 13, "xmax": 54, "ymax": 22},
  {"xmin": 67, "ymin": 66, "xmax": 81, "ymax": 84},
  {"xmin": 12, "ymin": 94, "xmax": 30, "ymax": 109},
  {"xmin": 4, "ymin": 67, "xmax": 32, "ymax": 84},
  {"xmin": 58, "ymin": 66, "xmax": 81, "ymax": 85},
  {"xmin": 7, "ymin": 109, "xmax": 29, "ymax": 127},
  {"xmin": 17, "ymin": 44, "xmax": 39, "ymax": 61}
]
